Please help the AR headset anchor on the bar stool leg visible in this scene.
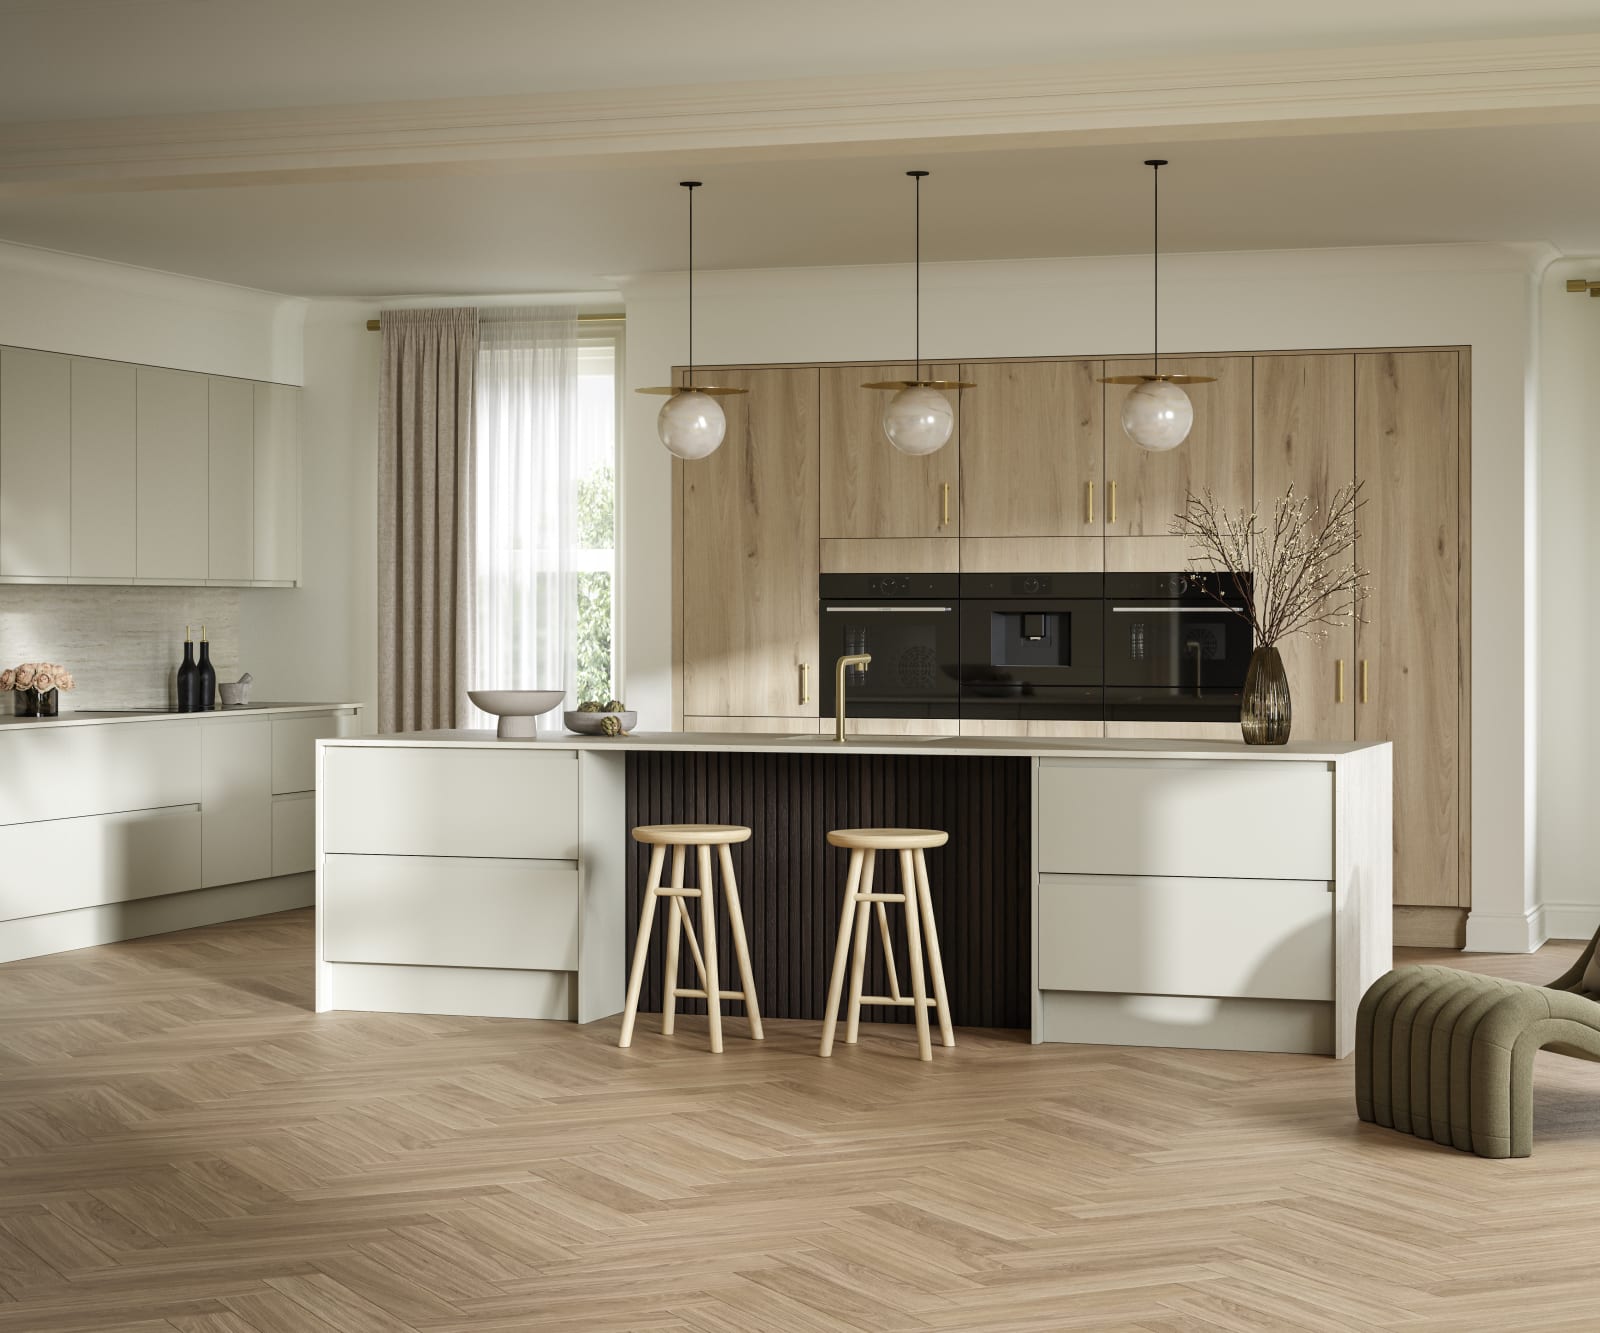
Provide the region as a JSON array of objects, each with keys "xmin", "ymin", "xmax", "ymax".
[
  {"xmin": 620, "ymin": 844, "xmax": 665, "ymax": 1048},
  {"xmin": 845, "ymin": 850, "xmax": 877, "ymax": 1045},
  {"xmin": 697, "ymin": 843, "xmax": 723, "ymax": 1054},
  {"xmin": 717, "ymin": 844, "xmax": 763, "ymax": 1040},
  {"xmin": 661, "ymin": 845, "xmax": 687, "ymax": 1036},
  {"xmin": 820, "ymin": 848, "xmax": 864, "ymax": 1056},
  {"xmin": 899, "ymin": 849, "xmax": 933, "ymax": 1061},
  {"xmin": 913, "ymin": 848, "xmax": 954, "ymax": 1049}
]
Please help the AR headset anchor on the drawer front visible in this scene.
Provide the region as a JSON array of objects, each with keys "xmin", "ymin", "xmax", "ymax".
[
  {"xmin": 0, "ymin": 721, "xmax": 202, "ymax": 826},
  {"xmin": 272, "ymin": 712, "xmax": 356, "ymax": 794},
  {"xmin": 322, "ymin": 854, "xmax": 578, "ymax": 971},
  {"xmin": 322, "ymin": 746, "xmax": 578, "ymax": 860},
  {"xmin": 1038, "ymin": 873, "xmax": 1334, "ymax": 1002},
  {"xmin": 1037, "ymin": 758, "xmax": 1333, "ymax": 880},
  {"xmin": 272, "ymin": 792, "xmax": 314, "ymax": 877},
  {"xmin": 0, "ymin": 805, "xmax": 201, "ymax": 920}
]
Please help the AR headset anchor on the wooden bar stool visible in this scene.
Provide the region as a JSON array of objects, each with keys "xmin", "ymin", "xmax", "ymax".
[
  {"xmin": 620, "ymin": 824, "xmax": 763, "ymax": 1053},
  {"xmin": 819, "ymin": 828, "xmax": 954, "ymax": 1061}
]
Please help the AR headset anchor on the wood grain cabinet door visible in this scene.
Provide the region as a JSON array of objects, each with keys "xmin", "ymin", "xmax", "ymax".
[
  {"xmin": 683, "ymin": 367, "xmax": 820, "ymax": 718},
  {"xmin": 1253, "ymin": 354, "xmax": 1356, "ymax": 743},
  {"xmin": 1103, "ymin": 356, "xmax": 1253, "ymax": 567},
  {"xmin": 959, "ymin": 360, "xmax": 1102, "ymax": 537},
  {"xmin": 1355, "ymin": 350, "xmax": 1460, "ymax": 908},
  {"xmin": 820, "ymin": 363, "xmax": 960, "ymax": 539}
]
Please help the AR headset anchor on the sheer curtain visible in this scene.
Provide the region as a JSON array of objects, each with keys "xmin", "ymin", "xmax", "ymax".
[{"xmin": 468, "ymin": 308, "xmax": 581, "ymax": 728}]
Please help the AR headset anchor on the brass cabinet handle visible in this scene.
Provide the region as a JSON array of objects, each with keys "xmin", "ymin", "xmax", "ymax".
[
  {"xmin": 941, "ymin": 481, "xmax": 950, "ymax": 528},
  {"xmin": 799, "ymin": 662, "xmax": 810, "ymax": 706},
  {"xmin": 1359, "ymin": 659, "xmax": 1369, "ymax": 705},
  {"xmin": 1109, "ymin": 480, "xmax": 1118, "ymax": 525},
  {"xmin": 1086, "ymin": 481, "xmax": 1095, "ymax": 525},
  {"xmin": 1336, "ymin": 659, "xmax": 1345, "ymax": 704}
]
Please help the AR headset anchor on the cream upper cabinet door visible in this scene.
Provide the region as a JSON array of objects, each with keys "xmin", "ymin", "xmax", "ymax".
[
  {"xmin": 959, "ymin": 360, "xmax": 1103, "ymax": 537},
  {"xmin": 1356, "ymin": 350, "xmax": 1459, "ymax": 908},
  {"xmin": 1254, "ymin": 354, "xmax": 1356, "ymax": 743},
  {"xmin": 821, "ymin": 363, "xmax": 960, "ymax": 539},
  {"xmin": 70, "ymin": 358, "xmax": 137, "ymax": 579},
  {"xmin": 683, "ymin": 367, "xmax": 820, "ymax": 718},
  {"xmin": 253, "ymin": 383, "xmax": 300, "ymax": 584},
  {"xmin": 207, "ymin": 377, "xmax": 254, "ymax": 581},
  {"xmin": 0, "ymin": 347, "xmax": 71, "ymax": 577},
  {"xmin": 136, "ymin": 367, "xmax": 209, "ymax": 580},
  {"xmin": 1103, "ymin": 356, "xmax": 1252, "ymax": 541}
]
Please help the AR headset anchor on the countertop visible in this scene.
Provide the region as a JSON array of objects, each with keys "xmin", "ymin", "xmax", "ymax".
[
  {"xmin": 0, "ymin": 702, "xmax": 362, "ymax": 731},
  {"xmin": 329, "ymin": 728, "xmax": 1389, "ymax": 764}
]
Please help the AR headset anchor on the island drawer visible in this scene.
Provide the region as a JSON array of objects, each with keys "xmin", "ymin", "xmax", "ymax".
[
  {"xmin": 1036, "ymin": 758, "xmax": 1334, "ymax": 881},
  {"xmin": 322, "ymin": 854, "xmax": 578, "ymax": 972},
  {"xmin": 1037, "ymin": 873, "xmax": 1333, "ymax": 1002},
  {"xmin": 322, "ymin": 746, "xmax": 579, "ymax": 860}
]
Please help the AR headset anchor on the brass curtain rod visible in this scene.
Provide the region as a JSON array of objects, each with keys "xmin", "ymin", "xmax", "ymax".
[{"xmin": 365, "ymin": 314, "xmax": 623, "ymax": 330}]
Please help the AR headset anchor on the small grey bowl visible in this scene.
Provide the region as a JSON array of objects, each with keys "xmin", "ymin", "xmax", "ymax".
[
  {"xmin": 563, "ymin": 709, "xmax": 637, "ymax": 735},
  {"xmin": 218, "ymin": 682, "xmax": 251, "ymax": 707}
]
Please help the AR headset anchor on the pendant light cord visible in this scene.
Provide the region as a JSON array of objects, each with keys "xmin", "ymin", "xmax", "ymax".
[
  {"xmin": 906, "ymin": 170, "xmax": 929, "ymax": 382},
  {"xmin": 1145, "ymin": 159, "xmax": 1166, "ymax": 379},
  {"xmin": 687, "ymin": 182, "xmax": 695, "ymax": 385}
]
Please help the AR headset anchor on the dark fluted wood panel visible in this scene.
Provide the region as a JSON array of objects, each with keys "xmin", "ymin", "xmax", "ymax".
[{"xmin": 624, "ymin": 752, "xmax": 1029, "ymax": 1029}]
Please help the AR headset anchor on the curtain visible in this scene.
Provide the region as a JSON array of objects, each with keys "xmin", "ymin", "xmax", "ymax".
[
  {"xmin": 469, "ymin": 308, "xmax": 581, "ymax": 726},
  {"xmin": 377, "ymin": 307, "xmax": 479, "ymax": 733}
]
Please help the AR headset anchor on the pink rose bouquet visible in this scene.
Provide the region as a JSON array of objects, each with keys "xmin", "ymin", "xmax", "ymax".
[{"xmin": 4, "ymin": 662, "xmax": 77, "ymax": 693}]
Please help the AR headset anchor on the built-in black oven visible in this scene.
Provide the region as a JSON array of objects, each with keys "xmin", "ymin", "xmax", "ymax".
[
  {"xmin": 958, "ymin": 572, "xmax": 1104, "ymax": 720},
  {"xmin": 818, "ymin": 573, "xmax": 960, "ymax": 718},
  {"xmin": 1103, "ymin": 571, "xmax": 1254, "ymax": 721}
]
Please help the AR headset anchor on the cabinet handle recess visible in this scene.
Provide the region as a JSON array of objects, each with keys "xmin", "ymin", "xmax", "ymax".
[
  {"xmin": 1109, "ymin": 480, "xmax": 1118, "ymax": 525},
  {"xmin": 1336, "ymin": 659, "xmax": 1345, "ymax": 705},
  {"xmin": 1359, "ymin": 659, "xmax": 1369, "ymax": 705},
  {"xmin": 799, "ymin": 663, "xmax": 810, "ymax": 706},
  {"xmin": 1086, "ymin": 481, "xmax": 1095, "ymax": 525},
  {"xmin": 941, "ymin": 482, "xmax": 950, "ymax": 528}
]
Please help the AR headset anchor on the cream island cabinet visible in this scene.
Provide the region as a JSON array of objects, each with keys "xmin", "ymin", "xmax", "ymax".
[
  {"xmin": 316, "ymin": 731, "xmax": 1390, "ymax": 1058},
  {"xmin": 0, "ymin": 704, "xmax": 359, "ymax": 961}
]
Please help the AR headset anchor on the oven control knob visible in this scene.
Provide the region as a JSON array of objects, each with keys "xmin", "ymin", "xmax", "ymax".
[{"xmin": 1022, "ymin": 576, "xmax": 1045, "ymax": 594}]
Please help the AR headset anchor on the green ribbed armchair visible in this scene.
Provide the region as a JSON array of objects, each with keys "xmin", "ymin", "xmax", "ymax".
[{"xmin": 1356, "ymin": 926, "xmax": 1600, "ymax": 1158}]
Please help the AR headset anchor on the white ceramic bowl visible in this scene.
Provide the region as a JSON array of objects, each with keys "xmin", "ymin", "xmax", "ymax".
[
  {"xmin": 469, "ymin": 689, "xmax": 566, "ymax": 739},
  {"xmin": 563, "ymin": 709, "xmax": 637, "ymax": 736}
]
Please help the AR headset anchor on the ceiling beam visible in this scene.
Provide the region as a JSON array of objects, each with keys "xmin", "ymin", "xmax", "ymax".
[{"xmin": 3, "ymin": 34, "xmax": 1600, "ymax": 199}]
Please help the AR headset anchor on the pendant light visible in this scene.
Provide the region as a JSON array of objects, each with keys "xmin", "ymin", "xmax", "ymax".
[
  {"xmin": 863, "ymin": 170, "xmax": 972, "ymax": 455},
  {"xmin": 637, "ymin": 181, "xmax": 745, "ymax": 460},
  {"xmin": 1099, "ymin": 159, "xmax": 1213, "ymax": 452}
]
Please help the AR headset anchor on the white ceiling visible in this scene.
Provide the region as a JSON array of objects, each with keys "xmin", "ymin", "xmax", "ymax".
[{"xmin": 2, "ymin": 0, "xmax": 1600, "ymax": 296}]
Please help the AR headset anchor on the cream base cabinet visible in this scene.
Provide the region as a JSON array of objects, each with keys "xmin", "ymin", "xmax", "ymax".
[
  {"xmin": 201, "ymin": 717, "xmax": 273, "ymax": 888},
  {"xmin": 682, "ymin": 368, "xmax": 820, "ymax": 721},
  {"xmin": 136, "ymin": 367, "xmax": 210, "ymax": 581},
  {"xmin": 0, "ymin": 347, "xmax": 72, "ymax": 578}
]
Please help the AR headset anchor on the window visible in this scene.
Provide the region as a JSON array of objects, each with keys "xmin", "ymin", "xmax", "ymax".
[{"xmin": 470, "ymin": 313, "xmax": 620, "ymax": 725}]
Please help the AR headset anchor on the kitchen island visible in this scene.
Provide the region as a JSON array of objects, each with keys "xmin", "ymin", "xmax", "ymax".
[{"xmin": 315, "ymin": 730, "xmax": 1391, "ymax": 1057}]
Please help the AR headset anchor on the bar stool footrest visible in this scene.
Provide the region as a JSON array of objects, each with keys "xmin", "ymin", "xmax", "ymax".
[
  {"xmin": 857, "ymin": 893, "xmax": 906, "ymax": 903},
  {"xmin": 858, "ymin": 995, "xmax": 939, "ymax": 1007},
  {"xmin": 656, "ymin": 887, "xmax": 703, "ymax": 898},
  {"xmin": 673, "ymin": 988, "xmax": 753, "ymax": 1003}
]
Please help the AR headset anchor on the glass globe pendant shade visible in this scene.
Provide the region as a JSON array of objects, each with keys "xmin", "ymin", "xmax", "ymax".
[
  {"xmin": 1120, "ymin": 379, "xmax": 1194, "ymax": 452},
  {"xmin": 882, "ymin": 384, "xmax": 954, "ymax": 456},
  {"xmin": 657, "ymin": 390, "xmax": 726, "ymax": 460}
]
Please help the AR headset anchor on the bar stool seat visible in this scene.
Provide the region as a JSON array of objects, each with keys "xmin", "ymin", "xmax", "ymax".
[
  {"xmin": 820, "ymin": 827, "xmax": 954, "ymax": 1061},
  {"xmin": 620, "ymin": 824, "xmax": 762, "ymax": 1053}
]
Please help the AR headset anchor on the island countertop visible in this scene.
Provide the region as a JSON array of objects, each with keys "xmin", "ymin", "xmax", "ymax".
[{"xmin": 329, "ymin": 728, "xmax": 1388, "ymax": 765}]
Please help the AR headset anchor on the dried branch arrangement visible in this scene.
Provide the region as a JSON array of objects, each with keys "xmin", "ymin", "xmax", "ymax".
[{"xmin": 1169, "ymin": 483, "xmax": 1369, "ymax": 648}]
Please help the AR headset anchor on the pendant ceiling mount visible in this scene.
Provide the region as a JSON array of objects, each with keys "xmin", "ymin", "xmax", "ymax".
[
  {"xmin": 1098, "ymin": 159, "xmax": 1212, "ymax": 453},
  {"xmin": 862, "ymin": 170, "xmax": 973, "ymax": 456},
  {"xmin": 637, "ymin": 180, "xmax": 746, "ymax": 461}
]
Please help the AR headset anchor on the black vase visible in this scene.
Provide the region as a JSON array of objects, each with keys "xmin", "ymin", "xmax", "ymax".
[{"xmin": 1241, "ymin": 645, "xmax": 1292, "ymax": 745}]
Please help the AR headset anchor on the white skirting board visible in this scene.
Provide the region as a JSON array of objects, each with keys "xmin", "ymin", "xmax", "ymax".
[
  {"xmin": 0, "ymin": 872, "xmax": 313, "ymax": 963},
  {"xmin": 323, "ymin": 961, "xmax": 575, "ymax": 1020},
  {"xmin": 1038, "ymin": 990, "xmax": 1335, "ymax": 1056}
]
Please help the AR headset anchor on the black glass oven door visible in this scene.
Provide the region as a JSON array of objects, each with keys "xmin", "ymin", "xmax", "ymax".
[
  {"xmin": 819, "ymin": 602, "xmax": 960, "ymax": 718},
  {"xmin": 1103, "ymin": 601, "xmax": 1252, "ymax": 720}
]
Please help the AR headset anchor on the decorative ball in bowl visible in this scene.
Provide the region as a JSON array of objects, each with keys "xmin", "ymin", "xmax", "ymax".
[
  {"xmin": 564, "ymin": 699, "xmax": 636, "ymax": 736},
  {"xmin": 468, "ymin": 689, "xmax": 566, "ymax": 739}
]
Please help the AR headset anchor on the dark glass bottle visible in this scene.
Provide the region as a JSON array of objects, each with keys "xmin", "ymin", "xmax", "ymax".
[
  {"xmin": 196, "ymin": 626, "xmax": 217, "ymax": 712},
  {"xmin": 176, "ymin": 627, "xmax": 197, "ymax": 713}
]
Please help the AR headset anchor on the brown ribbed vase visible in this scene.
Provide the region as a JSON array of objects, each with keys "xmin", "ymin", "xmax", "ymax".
[{"xmin": 1241, "ymin": 645, "xmax": 1291, "ymax": 745}]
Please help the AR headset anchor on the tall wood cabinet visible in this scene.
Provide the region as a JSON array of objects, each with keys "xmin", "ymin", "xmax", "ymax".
[{"xmin": 681, "ymin": 368, "xmax": 820, "ymax": 720}]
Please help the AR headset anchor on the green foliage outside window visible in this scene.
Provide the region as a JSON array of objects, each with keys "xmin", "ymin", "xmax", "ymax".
[{"xmin": 577, "ymin": 465, "xmax": 615, "ymax": 703}]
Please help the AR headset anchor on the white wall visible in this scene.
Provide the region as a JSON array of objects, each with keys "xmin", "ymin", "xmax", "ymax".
[
  {"xmin": 620, "ymin": 243, "xmax": 1543, "ymax": 951},
  {"xmin": 1536, "ymin": 258, "xmax": 1600, "ymax": 942},
  {"xmin": 0, "ymin": 240, "xmax": 306, "ymax": 710}
]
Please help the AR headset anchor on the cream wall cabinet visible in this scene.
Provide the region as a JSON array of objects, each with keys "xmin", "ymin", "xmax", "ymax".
[
  {"xmin": 0, "ymin": 347, "xmax": 72, "ymax": 577},
  {"xmin": 70, "ymin": 357, "xmax": 138, "ymax": 579},
  {"xmin": 0, "ymin": 343, "xmax": 300, "ymax": 587}
]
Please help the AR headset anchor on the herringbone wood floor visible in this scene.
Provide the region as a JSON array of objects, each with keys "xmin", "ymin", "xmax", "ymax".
[{"xmin": 0, "ymin": 911, "xmax": 1596, "ymax": 1332}]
